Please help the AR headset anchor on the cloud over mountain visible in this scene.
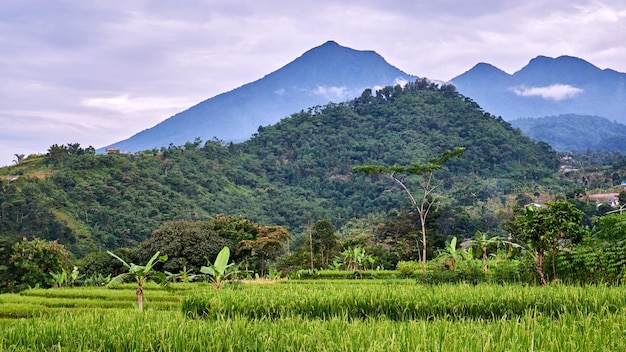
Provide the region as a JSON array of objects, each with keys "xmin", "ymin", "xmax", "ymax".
[
  {"xmin": 509, "ymin": 84, "xmax": 584, "ymax": 101},
  {"xmin": 452, "ymin": 55, "xmax": 626, "ymax": 122},
  {"xmin": 312, "ymin": 86, "xmax": 351, "ymax": 100}
]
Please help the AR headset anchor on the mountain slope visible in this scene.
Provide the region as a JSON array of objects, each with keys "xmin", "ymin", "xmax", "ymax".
[
  {"xmin": 1, "ymin": 82, "xmax": 560, "ymax": 256},
  {"xmin": 102, "ymin": 41, "xmax": 416, "ymax": 153},
  {"xmin": 510, "ymin": 114, "xmax": 626, "ymax": 153},
  {"xmin": 451, "ymin": 56, "xmax": 626, "ymax": 123}
]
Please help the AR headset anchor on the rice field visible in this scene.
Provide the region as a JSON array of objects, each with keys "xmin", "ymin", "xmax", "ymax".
[
  {"xmin": 182, "ymin": 280, "xmax": 626, "ymax": 320},
  {"xmin": 1, "ymin": 281, "xmax": 626, "ymax": 351}
]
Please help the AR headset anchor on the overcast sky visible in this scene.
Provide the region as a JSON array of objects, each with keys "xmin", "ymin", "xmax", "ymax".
[{"xmin": 2, "ymin": 0, "xmax": 625, "ymax": 166}]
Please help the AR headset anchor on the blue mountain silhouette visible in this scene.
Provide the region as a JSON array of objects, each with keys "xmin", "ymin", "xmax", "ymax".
[
  {"xmin": 451, "ymin": 55, "xmax": 626, "ymax": 122},
  {"xmin": 102, "ymin": 41, "xmax": 415, "ymax": 153}
]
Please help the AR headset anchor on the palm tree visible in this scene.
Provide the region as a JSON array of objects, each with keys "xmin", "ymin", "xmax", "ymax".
[
  {"xmin": 12, "ymin": 154, "xmax": 25, "ymax": 165},
  {"xmin": 107, "ymin": 251, "xmax": 168, "ymax": 312}
]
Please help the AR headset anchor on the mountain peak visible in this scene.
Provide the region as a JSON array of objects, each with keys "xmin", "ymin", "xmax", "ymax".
[
  {"xmin": 451, "ymin": 54, "xmax": 626, "ymax": 123},
  {"xmin": 321, "ymin": 40, "xmax": 340, "ymax": 47},
  {"xmin": 464, "ymin": 62, "xmax": 509, "ymax": 76},
  {"xmin": 302, "ymin": 40, "xmax": 343, "ymax": 54},
  {"xmin": 514, "ymin": 55, "xmax": 601, "ymax": 81},
  {"xmin": 101, "ymin": 42, "xmax": 416, "ymax": 153},
  {"xmin": 450, "ymin": 62, "xmax": 511, "ymax": 88},
  {"xmin": 295, "ymin": 40, "xmax": 378, "ymax": 63}
]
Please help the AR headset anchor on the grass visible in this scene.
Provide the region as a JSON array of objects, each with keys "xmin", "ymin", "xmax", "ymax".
[
  {"xmin": 2, "ymin": 308, "xmax": 626, "ymax": 351},
  {"xmin": 0, "ymin": 283, "xmax": 191, "ymax": 318},
  {"xmin": 183, "ymin": 281, "xmax": 626, "ymax": 320},
  {"xmin": 1, "ymin": 280, "xmax": 626, "ymax": 351}
]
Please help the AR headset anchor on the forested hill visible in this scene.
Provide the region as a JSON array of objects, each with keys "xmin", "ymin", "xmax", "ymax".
[
  {"xmin": 0, "ymin": 80, "xmax": 560, "ymax": 257},
  {"xmin": 510, "ymin": 114, "xmax": 626, "ymax": 153}
]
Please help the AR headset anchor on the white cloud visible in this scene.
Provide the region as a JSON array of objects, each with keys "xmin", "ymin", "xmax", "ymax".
[
  {"xmin": 575, "ymin": 2, "xmax": 626, "ymax": 24},
  {"xmin": 81, "ymin": 94, "xmax": 195, "ymax": 114},
  {"xmin": 312, "ymin": 86, "xmax": 349, "ymax": 100},
  {"xmin": 509, "ymin": 84, "xmax": 584, "ymax": 101},
  {"xmin": 394, "ymin": 77, "xmax": 410, "ymax": 86}
]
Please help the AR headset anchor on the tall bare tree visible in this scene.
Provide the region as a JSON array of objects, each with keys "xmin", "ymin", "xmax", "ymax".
[{"xmin": 353, "ymin": 147, "xmax": 465, "ymax": 272}]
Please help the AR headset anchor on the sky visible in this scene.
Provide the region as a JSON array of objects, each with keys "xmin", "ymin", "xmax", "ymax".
[{"xmin": 1, "ymin": 0, "xmax": 626, "ymax": 166}]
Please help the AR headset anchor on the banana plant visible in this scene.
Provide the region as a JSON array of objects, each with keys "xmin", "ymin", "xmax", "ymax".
[
  {"xmin": 83, "ymin": 273, "xmax": 111, "ymax": 286},
  {"xmin": 469, "ymin": 231, "xmax": 503, "ymax": 271},
  {"xmin": 437, "ymin": 237, "xmax": 464, "ymax": 272},
  {"xmin": 165, "ymin": 266, "xmax": 197, "ymax": 283},
  {"xmin": 329, "ymin": 259, "xmax": 343, "ymax": 271},
  {"xmin": 107, "ymin": 251, "xmax": 168, "ymax": 312},
  {"xmin": 69, "ymin": 266, "xmax": 79, "ymax": 286},
  {"xmin": 342, "ymin": 247, "xmax": 375, "ymax": 273},
  {"xmin": 50, "ymin": 266, "xmax": 79, "ymax": 288},
  {"xmin": 266, "ymin": 268, "xmax": 282, "ymax": 280},
  {"xmin": 200, "ymin": 247, "xmax": 238, "ymax": 290},
  {"xmin": 50, "ymin": 269, "xmax": 67, "ymax": 288}
]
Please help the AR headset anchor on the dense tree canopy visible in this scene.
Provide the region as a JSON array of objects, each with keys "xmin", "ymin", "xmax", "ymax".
[
  {"xmin": 310, "ymin": 219, "xmax": 339, "ymax": 267},
  {"xmin": 8, "ymin": 237, "xmax": 71, "ymax": 290},
  {"xmin": 238, "ymin": 225, "xmax": 290, "ymax": 276},
  {"xmin": 504, "ymin": 201, "xmax": 586, "ymax": 285},
  {"xmin": 137, "ymin": 220, "xmax": 232, "ymax": 273}
]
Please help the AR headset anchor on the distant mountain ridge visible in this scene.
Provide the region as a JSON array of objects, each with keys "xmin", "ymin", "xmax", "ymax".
[
  {"xmin": 101, "ymin": 41, "xmax": 416, "ymax": 153},
  {"xmin": 510, "ymin": 114, "xmax": 626, "ymax": 153},
  {"xmin": 451, "ymin": 55, "xmax": 626, "ymax": 123},
  {"xmin": 102, "ymin": 45, "xmax": 626, "ymax": 154}
]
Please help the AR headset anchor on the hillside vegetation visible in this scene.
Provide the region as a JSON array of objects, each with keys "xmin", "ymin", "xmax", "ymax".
[
  {"xmin": 1, "ymin": 80, "xmax": 563, "ymax": 258},
  {"xmin": 511, "ymin": 114, "xmax": 626, "ymax": 153}
]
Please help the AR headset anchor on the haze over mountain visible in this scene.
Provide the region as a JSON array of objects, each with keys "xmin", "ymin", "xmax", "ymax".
[
  {"xmin": 101, "ymin": 41, "xmax": 416, "ymax": 153},
  {"xmin": 510, "ymin": 114, "xmax": 626, "ymax": 153},
  {"xmin": 451, "ymin": 55, "xmax": 626, "ymax": 123}
]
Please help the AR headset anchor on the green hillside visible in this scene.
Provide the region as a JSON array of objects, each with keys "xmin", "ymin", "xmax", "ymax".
[
  {"xmin": 0, "ymin": 80, "xmax": 562, "ymax": 258},
  {"xmin": 511, "ymin": 114, "xmax": 626, "ymax": 153}
]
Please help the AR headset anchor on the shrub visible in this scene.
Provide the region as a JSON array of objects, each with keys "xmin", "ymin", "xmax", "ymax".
[
  {"xmin": 491, "ymin": 260, "xmax": 522, "ymax": 284},
  {"xmin": 396, "ymin": 261, "xmax": 422, "ymax": 277},
  {"xmin": 9, "ymin": 237, "xmax": 71, "ymax": 290}
]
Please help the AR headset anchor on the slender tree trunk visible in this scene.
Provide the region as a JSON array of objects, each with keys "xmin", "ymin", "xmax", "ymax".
[
  {"xmin": 551, "ymin": 250, "xmax": 558, "ymax": 280},
  {"xmin": 137, "ymin": 285, "xmax": 144, "ymax": 312},
  {"xmin": 420, "ymin": 213, "xmax": 427, "ymax": 273},
  {"xmin": 308, "ymin": 221, "xmax": 313, "ymax": 270},
  {"xmin": 535, "ymin": 252, "xmax": 547, "ymax": 286},
  {"xmin": 388, "ymin": 173, "xmax": 430, "ymax": 273},
  {"xmin": 482, "ymin": 249, "xmax": 488, "ymax": 271}
]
